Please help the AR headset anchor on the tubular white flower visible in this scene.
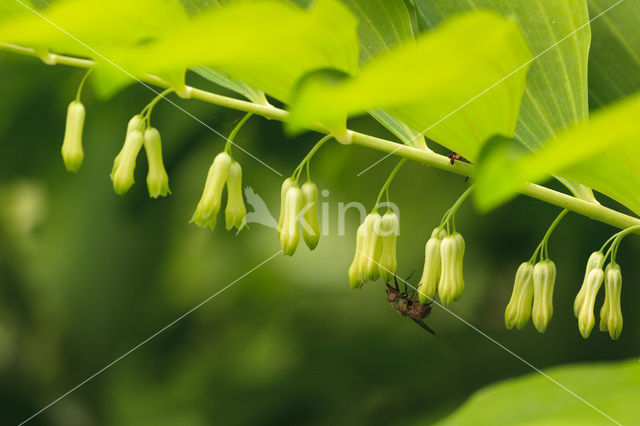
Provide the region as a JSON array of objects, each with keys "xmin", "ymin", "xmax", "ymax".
[
  {"xmin": 418, "ymin": 227, "xmax": 444, "ymax": 304},
  {"xmin": 600, "ymin": 263, "xmax": 623, "ymax": 340},
  {"xmin": 438, "ymin": 232, "xmax": 465, "ymax": 306},
  {"xmin": 224, "ymin": 160, "xmax": 246, "ymax": 231},
  {"xmin": 280, "ymin": 186, "xmax": 303, "ymax": 256},
  {"xmin": 362, "ymin": 212, "xmax": 382, "ymax": 282},
  {"xmin": 190, "ymin": 152, "xmax": 232, "ymax": 229},
  {"xmin": 301, "ymin": 181, "xmax": 320, "ymax": 250},
  {"xmin": 531, "ymin": 260, "xmax": 556, "ymax": 333},
  {"xmin": 348, "ymin": 223, "xmax": 367, "ymax": 289},
  {"xmin": 505, "ymin": 262, "xmax": 534, "ymax": 330},
  {"xmin": 378, "ymin": 211, "xmax": 399, "ymax": 281},
  {"xmin": 577, "ymin": 267, "xmax": 605, "ymax": 338},
  {"xmin": 143, "ymin": 127, "xmax": 170, "ymax": 198},
  {"xmin": 574, "ymin": 251, "xmax": 604, "ymax": 318},
  {"xmin": 278, "ymin": 178, "xmax": 296, "ymax": 233},
  {"xmin": 61, "ymin": 100, "xmax": 85, "ymax": 172},
  {"xmin": 452, "ymin": 232, "xmax": 465, "ymax": 301}
]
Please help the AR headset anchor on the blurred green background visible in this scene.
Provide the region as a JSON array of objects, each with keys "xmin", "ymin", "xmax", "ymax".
[{"xmin": 1, "ymin": 52, "xmax": 639, "ymax": 426}]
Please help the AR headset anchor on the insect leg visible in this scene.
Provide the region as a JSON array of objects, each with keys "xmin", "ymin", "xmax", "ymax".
[{"xmin": 411, "ymin": 318, "xmax": 436, "ymax": 335}]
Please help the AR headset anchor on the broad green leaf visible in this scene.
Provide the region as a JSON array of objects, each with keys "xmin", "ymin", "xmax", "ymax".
[
  {"xmin": 414, "ymin": 0, "xmax": 596, "ymax": 203},
  {"xmin": 181, "ymin": 0, "xmax": 269, "ymax": 105},
  {"xmin": 341, "ymin": 0, "xmax": 428, "ymax": 150},
  {"xmin": 0, "ymin": 0, "xmax": 189, "ymax": 97},
  {"xmin": 0, "ymin": 0, "xmax": 187, "ymax": 57},
  {"xmin": 435, "ymin": 359, "xmax": 640, "ymax": 425},
  {"xmin": 475, "ymin": 90, "xmax": 640, "ymax": 215},
  {"xmin": 117, "ymin": 0, "xmax": 359, "ymax": 103},
  {"xmin": 0, "ymin": 1, "xmax": 32, "ymax": 22},
  {"xmin": 289, "ymin": 11, "xmax": 532, "ymax": 161},
  {"xmin": 191, "ymin": 66, "xmax": 268, "ymax": 105},
  {"xmin": 588, "ymin": 0, "xmax": 640, "ymax": 109}
]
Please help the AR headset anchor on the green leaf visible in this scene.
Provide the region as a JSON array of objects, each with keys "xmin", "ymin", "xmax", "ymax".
[
  {"xmin": 414, "ymin": 0, "xmax": 596, "ymax": 203},
  {"xmin": 341, "ymin": 0, "xmax": 428, "ymax": 150},
  {"xmin": 0, "ymin": 1, "xmax": 32, "ymax": 22},
  {"xmin": 475, "ymin": 90, "xmax": 640, "ymax": 215},
  {"xmin": 180, "ymin": 0, "xmax": 269, "ymax": 105},
  {"xmin": 435, "ymin": 359, "xmax": 640, "ymax": 425},
  {"xmin": 0, "ymin": 0, "xmax": 188, "ymax": 57},
  {"xmin": 289, "ymin": 10, "xmax": 532, "ymax": 160},
  {"xmin": 119, "ymin": 0, "xmax": 359, "ymax": 103},
  {"xmin": 588, "ymin": 0, "xmax": 640, "ymax": 109},
  {"xmin": 0, "ymin": 0, "xmax": 189, "ymax": 98},
  {"xmin": 191, "ymin": 66, "xmax": 268, "ymax": 105}
]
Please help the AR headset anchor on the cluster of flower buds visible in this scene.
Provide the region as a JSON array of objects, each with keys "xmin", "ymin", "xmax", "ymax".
[
  {"xmin": 505, "ymin": 259, "xmax": 556, "ymax": 333},
  {"xmin": 574, "ymin": 251, "xmax": 623, "ymax": 339},
  {"xmin": 348, "ymin": 211, "xmax": 399, "ymax": 288},
  {"xmin": 191, "ymin": 151, "xmax": 246, "ymax": 231},
  {"xmin": 278, "ymin": 178, "xmax": 320, "ymax": 256},
  {"xmin": 61, "ymin": 100, "xmax": 86, "ymax": 172},
  {"xmin": 417, "ymin": 227, "xmax": 465, "ymax": 306},
  {"xmin": 110, "ymin": 115, "xmax": 170, "ymax": 198}
]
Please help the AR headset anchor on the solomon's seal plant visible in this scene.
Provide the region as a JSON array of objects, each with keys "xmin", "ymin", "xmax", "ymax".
[{"xmin": 4, "ymin": 0, "xmax": 640, "ymax": 342}]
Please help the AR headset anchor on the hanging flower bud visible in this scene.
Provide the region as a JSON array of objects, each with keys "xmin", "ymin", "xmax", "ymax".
[
  {"xmin": 301, "ymin": 181, "xmax": 320, "ymax": 250},
  {"xmin": 418, "ymin": 228, "xmax": 444, "ymax": 304},
  {"xmin": 452, "ymin": 232, "xmax": 465, "ymax": 301},
  {"xmin": 224, "ymin": 161, "xmax": 246, "ymax": 231},
  {"xmin": 438, "ymin": 232, "xmax": 465, "ymax": 306},
  {"xmin": 280, "ymin": 186, "xmax": 303, "ymax": 256},
  {"xmin": 143, "ymin": 127, "xmax": 170, "ymax": 198},
  {"xmin": 576, "ymin": 267, "xmax": 605, "ymax": 338},
  {"xmin": 573, "ymin": 251, "xmax": 604, "ymax": 318},
  {"xmin": 600, "ymin": 263, "xmax": 623, "ymax": 340},
  {"xmin": 378, "ymin": 211, "xmax": 399, "ymax": 281},
  {"xmin": 190, "ymin": 152, "xmax": 232, "ymax": 229},
  {"xmin": 278, "ymin": 178, "xmax": 296, "ymax": 233},
  {"xmin": 531, "ymin": 260, "xmax": 556, "ymax": 333},
  {"xmin": 110, "ymin": 115, "xmax": 145, "ymax": 195},
  {"xmin": 505, "ymin": 262, "xmax": 534, "ymax": 330},
  {"xmin": 348, "ymin": 223, "xmax": 366, "ymax": 289},
  {"xmin": 61, "ymin": 100, "xmax": 86, "ymax": 172},
  {"xmin": 361, "ymin": 213, "xmax": 383, "ymax": 282}
]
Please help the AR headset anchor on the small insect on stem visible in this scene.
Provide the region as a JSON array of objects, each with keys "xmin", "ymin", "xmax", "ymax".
[
  {"xmin": 448, "ymin": 152, "xmax": 469, "ymax": 165},
  {"xmin": 385, "ymin": 274, "xmax": 436, "ymax": 335},
  {"xmin": 448, "ymin": 153, "xmax": 471, "ymax": 181}
]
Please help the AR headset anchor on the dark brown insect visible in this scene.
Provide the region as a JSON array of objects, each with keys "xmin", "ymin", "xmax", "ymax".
[
  {"xmin": 386, "ymin": 274, "xmax": 436, "ymax": 335},
  {"xmin": 448, "ymin": 152, "xmax": 469, "ymax": 165}
]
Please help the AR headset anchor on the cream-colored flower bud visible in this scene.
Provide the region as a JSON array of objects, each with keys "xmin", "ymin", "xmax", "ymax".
[
  {"xmin": 362, "ymin": 213, "xmax": 383, "ymax": 282},
  {"xmin": 348, "ymin": 223, "xmax": 367, "ymax": 289},
  {"xmin": 280, "ymin": 186, "xmax": 303, "ymax": 256},
  {"xmin": 505, "ymin": 262, "xmax": 534, "ymax": 330},
  {"xmin": 378, "ymin": 211, "xmax": 399, "ymax": 281},
  {"xmin": 452, "ymin": 232, "xmax": 466, "ymax": 301},
  {"xmin": 224, "ymin": 161, "xmax": 246, "ymax": 231},
  {"xmin": 301, "ymin": 181, "xmax": 320, "ymax": 250},
  {"xmin": 278, "ymin": 178, "xmax": 296, "ymax": 233},
  {"xmin": 577, "ymin": 267, "xmax": 605, "ymax": 338},
  {"xmin": 143, "ymin": 127, "xmax": 170, "ymax": 198},
  {"xmin": 438, "ymin": 232, "xmax": 465, "ymax": 306},
  {"xmin": 111, "ymin": 130, "xmax": 144, "ymax": 195},
  {"xmin": 127, "ymin": 114, "xmax": 145, "ymax": 134},
  {"xmin": 110, "ymin": 115, "xmax": 145, "ymax": 194},
  {"xmin": 61, "ymin": 100, "xmax": 85, "ymax": 172},
  {"xmin": 190, "ymin": 152, "xmax": 232, "ymax": 229},
  {"xmin": 600, "ymin": 263, "xmax": 623, "ymax": 340},
  {"xmin": 574, "ymin": 251, "xmax": 604, "ymax": 318},
  {"xmin": 417, "ymin": 228, "xmax": 444, "ymax": 304},
  {"xmin": 531, "ymin": 260, "xmax": 556, "ymax": 333}
]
